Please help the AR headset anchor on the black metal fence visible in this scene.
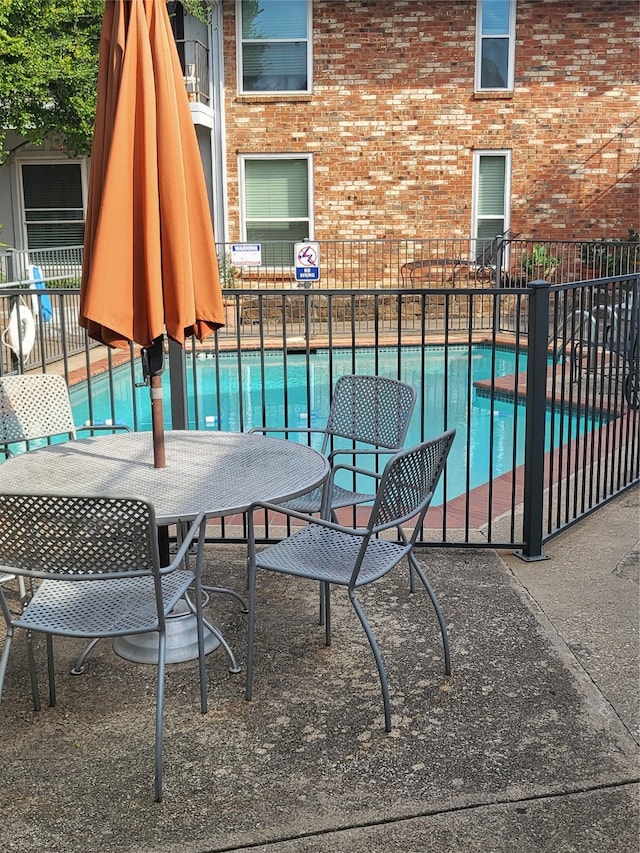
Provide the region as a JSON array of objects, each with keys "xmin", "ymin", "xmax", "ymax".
[
  {"xmin": 0, "ymin": 242, "xmax": 637, "ymax": 557},
  {"xmin": 3, "ymin": 235, "xmax": 637, "ymax": 293},
  {"xmin": 523, "ymin": 274, "xmax": 638, "ymax": 556},
  {"xmin": 215, "ymin": 235, "xmax": 639, "ymax": 291}
]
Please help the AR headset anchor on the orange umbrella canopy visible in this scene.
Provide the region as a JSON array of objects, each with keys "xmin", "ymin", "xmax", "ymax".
[{"xmin": 80, "ymin": 0, "xmax": 224, "ymax": 349}]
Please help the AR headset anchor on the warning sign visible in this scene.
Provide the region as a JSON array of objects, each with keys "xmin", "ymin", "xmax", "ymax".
[
  {"xmin": 294, "ymin": 241, "xmax": 320, "ymax": 282},
  {"xmin": 231, "ymin": 243, "xmax": 262, "ymax": 267}
]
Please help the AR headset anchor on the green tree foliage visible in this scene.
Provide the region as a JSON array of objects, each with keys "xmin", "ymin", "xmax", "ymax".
[
  {"xmin": 0, "ymin": 1, "xmax": 207, "ymax": 163},
  {"xmin": 0, "ymin": 0, "xmax": 105, "ymax": 160}
]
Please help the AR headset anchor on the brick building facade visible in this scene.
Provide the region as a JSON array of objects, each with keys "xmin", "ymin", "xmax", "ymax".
[
  {"xmin": 220, "ymin": 0, "xmax": 638, "ymax": 244},
  {"xmin": 0, "ymin": 0, "xmax": 637, "ymax": 259}
]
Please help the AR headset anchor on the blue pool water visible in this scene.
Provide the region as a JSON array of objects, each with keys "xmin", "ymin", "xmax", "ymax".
[{"xmin": 69, "ymin": 345, "xmax": 590, "ymax": 504}]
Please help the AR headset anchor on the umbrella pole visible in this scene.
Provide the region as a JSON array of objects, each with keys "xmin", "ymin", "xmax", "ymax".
[
  {"xmin": 140, "ymin": 336, "xmax": 166, "ymax": 469},
  {"xmin": 150, "ymin": 374, "xmax": 166, "ymax": 468}
]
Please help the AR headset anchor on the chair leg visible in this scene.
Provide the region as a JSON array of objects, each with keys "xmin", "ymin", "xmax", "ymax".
[
  {"xmin": 202, "ymin": 615, "xmax": 241, "ymax": 674},
  {"xmin": 193, "ymin": 515, "xmax": 210, "ymax": 713},
  {"xmin": 46, "ymin": 634, "xmax": 56, "ymax": 707},
  {"xmin": 0, "ymin": 626, "xmax": 14, "ymax": 707},
  {"xmin": 25, "ymin": 629, "xmax": 41, "ymax": 712},
  {"xmin": 408, "ymin": 564, "xmax": 416, "ymax": 594},
  {"xmin": 245, "ymin": 558, "xmax": 258, "ymax": 701},
  {"xmin": 195, "ymin": 613, "xmax": 208, "ymax": 714},
  {"xmin": 70, "ymin": 638, "xmax": 101, "ymax": 675},
  {"xmin": 183, "ymin": 588, "xmax": 241, "ymax": 674},
  {"xmin": 154, "ymin": 630, "xmax": 167, "ymax": 803},
  {"xmin": 348, "ymin": 590, "xmax": 391, "ymax": 733},
  {"xmin": 324, "ymin": 582, "xmax": 332, "ymax": 646},
  {"xmin": 396, "ymin": 527, "xmax": 416, "ymax": 594},
  {"xmin": 319, "ymin": 509, "xmax": 339, "ymax": 626},
  {"xmin": 407, "ymin": 544, "xmax": 416, "ymax": 594},
  {"xmin": 193, "ymin": 567, "xmax": 208, "ymax": 715},
  {"xmin": 409, "ymin": 553, "xmax": 451, "ymax": 676},
  {"xmin": 202, "ymin": 585, "xmax": 248, "ymax": 613}
]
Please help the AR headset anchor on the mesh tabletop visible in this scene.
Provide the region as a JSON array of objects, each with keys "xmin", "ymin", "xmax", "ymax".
[{"xmin": 0, "ymin": 431, "xmax": 329, "ymax": 524}]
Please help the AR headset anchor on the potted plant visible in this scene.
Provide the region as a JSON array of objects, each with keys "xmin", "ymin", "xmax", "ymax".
[
  {"xmin": 521, "ymin": 244, "xmax": 558, "ymax": 282},
  {"xmin": 581, "ymin": 230, "xmax": 639, "ymax": 278}
]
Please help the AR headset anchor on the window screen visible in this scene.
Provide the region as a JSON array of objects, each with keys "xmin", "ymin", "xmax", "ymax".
[
  {"xmin": 477, "ymin": 0, "xmax": 514, "ymax": 91},
  {"xmin": 243, "ymin": 157, "xmax": 311, "ymax": 266},
  {"xmin": 21, "ymin": 163, "xmax": 84, "ymax": 249},
  {"xmin": 477, "ymin": 155, "xmax": 507, "ymax": 241},
  {"xmin": 240, "ymin": 0, "xmax": 310, "ymax": 93}
]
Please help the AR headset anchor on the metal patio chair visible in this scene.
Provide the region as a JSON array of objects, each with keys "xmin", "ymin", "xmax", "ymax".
[
  {"xmin": 0, "ymin": 373, "xmax": 130, "ymax": 459},
  {"xmin": 250, "ymin": 374, "xmax": 417, "ymax": 614},
  {"xmin": 608, "ymin": 288, "xmax": 639, "ymax": 409},
  {"xmin": 451, "ymin": 230, "xmax": 519, "ymax": 285},
  {"xmin": 563, "ymin": 282, "xmax": 639, "ymax": 408},
  {"xmin": 245, "ymin": 429, "xmax": 456, "ymax": 732},
  {"xmin": 0, "ymin": 493, "xmax": 209, "ymax": 802},
  {"xmin": 251, "ymin": 374, "xmax": 417, "ymax": 519},
  {"xmin": 400, "ymin": 230, "xmax": 518, "ymax": 286},
  {"xmin": 0, "ymin": 373, "xmax": 131, "ymax": 607}
]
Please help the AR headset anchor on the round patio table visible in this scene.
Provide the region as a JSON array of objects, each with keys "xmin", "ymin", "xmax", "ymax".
[
  {"xmin": 0, "ymin": 430, "xmax": 329, "ymax": 664},
  {"xmin": 0, "ymin": 429, "xmax": 329, "ymax": 524}
]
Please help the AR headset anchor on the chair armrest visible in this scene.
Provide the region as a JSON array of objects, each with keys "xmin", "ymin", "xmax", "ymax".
[
  {"xmin": 327, "ymin": 446, "xmax": 395, "ymax": 464},
  {"xmin": 324, "ymin": 463, "xmax": 383, "ymax": 514},
  {"xmin": 76, "ymin": 423, "xmax": 131, "ymax": 435},
  {"xmin": 162, "ymin": 511, "xmax": 207, "ymax": 573},
  {"xmin": 330, "ymin": 461, "xmax": 384, "ymax": 483},
  {"xmin": 248, "ymin": 426, "xmax": 326, "ymax": 440},
  {"xmin": 248, "ymin": 498, "xmax": 363, "ymax": 537}
]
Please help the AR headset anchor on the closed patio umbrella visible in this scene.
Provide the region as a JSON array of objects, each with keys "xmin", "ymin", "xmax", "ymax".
[{"xmin": 79, "ymin": 0, "xmax": 224, "ymax": 467}]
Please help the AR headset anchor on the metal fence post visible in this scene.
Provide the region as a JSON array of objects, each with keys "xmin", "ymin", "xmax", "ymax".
[
  {"xmin": 169, "ymin": 339, "xmax": 188, "ymax": 430},
  {"xmin": 518, "ymin": 279, "xmax": 551, "ymax": 561}
]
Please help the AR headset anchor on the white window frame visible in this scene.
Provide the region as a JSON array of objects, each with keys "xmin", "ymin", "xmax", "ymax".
[
  {"xmin": 471, "ymin": 150, "xmax": 512, "ymax": 250},
  {"xmin": 16, "ymin": 155, "xmax": 87, "ymax": 251},
  {"xmin": 239, "ymin": 153, "xmax": 314, "ymax": 266},
  {"xmin": 236, "ymin": 0, "xmax": 312, "ymax": 95},
  {"xmin": 474, "ymin": 0, "xmax": 516, "ymax": 92}
]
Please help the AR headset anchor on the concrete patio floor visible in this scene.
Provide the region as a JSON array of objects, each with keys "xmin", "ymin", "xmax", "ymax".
[{"xmin": 0, "ymin": 486, "xmax": 638, "ymax": 853}]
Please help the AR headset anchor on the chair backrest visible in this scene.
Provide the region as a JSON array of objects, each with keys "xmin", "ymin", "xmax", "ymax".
[
  {"xmin": 474, "ymin": 230, "xmax": 518, "ymax": 266},
  {"xmin": 369, "ymin": 429, "xmax": 456, "ymax": 535},
  {"xmin": 0, "ymin": 494, "xmax": 158, "ymax": 581},
  {"xmin": 610, "ymin": 289, "xmax": 639, "ymax": 361},
  {"xmin": 324, "ymin": 375, "xmax": 417, "ymax": 451},
  {"xmin": 0, "ymin": 374, "xmax": 77, "ymax": 452},
  {"xmin": 628, "ymin": 293, "xmax": 639, "ymax": 363}
]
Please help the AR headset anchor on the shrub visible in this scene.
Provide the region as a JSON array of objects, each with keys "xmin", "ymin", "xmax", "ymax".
[
  {"xmin": 520, "ymin": 244, "xmax": 558, "ymax": 276},
  {"xmin": 581, "ymin": 229, "xmax": 639, "ymax": 275},
  {"xmin": 218, "ymin": 252, "xmax": 238, "ymax": 289}
]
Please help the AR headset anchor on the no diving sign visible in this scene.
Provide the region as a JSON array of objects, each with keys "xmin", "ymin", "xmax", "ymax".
[{"xmin": 294, "ymin": 241, "xmax": 320, "ymax": 283}]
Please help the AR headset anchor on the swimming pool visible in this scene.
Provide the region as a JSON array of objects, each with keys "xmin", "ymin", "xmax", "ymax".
[{"xmin": 70, "ymin": 344, "xmax": 591, "ymax": 504}]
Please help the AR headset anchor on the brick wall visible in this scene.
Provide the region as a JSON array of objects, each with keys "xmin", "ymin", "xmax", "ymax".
[{"xmin": 221, "ymin": 0, "xmax": 639, "ymax": 242}]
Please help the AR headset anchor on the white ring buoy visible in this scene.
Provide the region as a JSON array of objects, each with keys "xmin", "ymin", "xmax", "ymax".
[{"xmin": 4, "ymin": 303, "xmax": 36, "ymax": 359}]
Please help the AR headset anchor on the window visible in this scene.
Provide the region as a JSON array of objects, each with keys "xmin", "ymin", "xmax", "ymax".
[
  {"xmin": 20, "ymin": 162, "xmax": 85, "ymax": 249},
  {"xmin": 472, "ymin": 151, "xmax": 511, "ymax": 244},
  {"xmin": 240, "ymin": 155, "xmax": 312, "ymax": 266},
  {"xmin": 238, "ymin": 0, "xmax": 311, "ymax": 94},
  {"xmin": 475, "ymin": 0, "xmax": 515, "ymax": 92}
]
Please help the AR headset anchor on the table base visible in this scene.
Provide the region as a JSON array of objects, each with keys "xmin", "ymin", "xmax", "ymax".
[{"xmin": 112, "ymin": 600, "xmax": 220, "ymax": 665}]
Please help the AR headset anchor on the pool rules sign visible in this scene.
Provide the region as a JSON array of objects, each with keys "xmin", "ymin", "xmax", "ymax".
[{"xmin": 294, "ymin": 242, "xmax": 320, "ymax": 283}]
